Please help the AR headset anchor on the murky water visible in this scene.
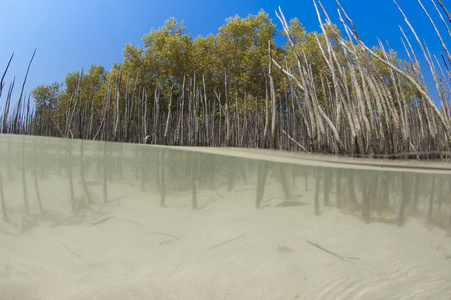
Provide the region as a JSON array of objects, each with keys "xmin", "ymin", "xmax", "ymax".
[{"xmin": 1, "ymin": 135, "xmax": 450, "ymax": 299}]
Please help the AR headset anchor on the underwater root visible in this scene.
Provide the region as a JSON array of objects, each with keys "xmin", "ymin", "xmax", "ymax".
[
  {"xmin": 63, "ymin": 243, "xmax": 82, "ymax": 258},
  {"xmin": 210, "ymin": 234, "xmax": 246, "ymax": 249},
  {"xmin": 306, "ymin": 239, "xmax": 360, "ymax": 263}
]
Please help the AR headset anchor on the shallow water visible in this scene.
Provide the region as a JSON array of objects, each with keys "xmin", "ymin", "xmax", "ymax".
[{"xmin": 0, "ymin": 135, "xmax": 450, "ymax": 299}]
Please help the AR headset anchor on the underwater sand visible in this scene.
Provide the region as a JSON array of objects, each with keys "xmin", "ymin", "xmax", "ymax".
[{"xmin": 1, "ymin": 171, "xmax": 451, "ymax": 300}]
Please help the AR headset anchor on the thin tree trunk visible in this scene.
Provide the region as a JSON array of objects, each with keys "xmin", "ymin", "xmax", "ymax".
[
  {"xmin": 164, "ymin": 85, "xmax": 174, "ymax": 145},
  {"xmin": 269, "ymin": 41, "xmax": 277, "ymax": 149}
]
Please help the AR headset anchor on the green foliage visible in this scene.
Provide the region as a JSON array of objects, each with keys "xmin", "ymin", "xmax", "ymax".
[
  {"xmin": 216, "ymin": 10, "xmax": 277, "ymax": 96},
  {"xmin": 31, "ymin": 82, "xmax": 62, "ymax": 117},
  {"xmin": 42, "ymin": 64, "xmax": 108, "ymax": 121},
  {"xmin": 142, "ymin": 17, "xmax": 192, "ymax": 85}
]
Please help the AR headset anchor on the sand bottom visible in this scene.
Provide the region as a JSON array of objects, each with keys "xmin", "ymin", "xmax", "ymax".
[{"xmin": 1, "ymin": 176, "xmax": 451, "ymax": 300}]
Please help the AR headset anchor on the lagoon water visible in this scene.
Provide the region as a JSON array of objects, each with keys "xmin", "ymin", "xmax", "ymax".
[{"xmin": 0, "ymin": 134, "xmax": 450, "ymax": 299}]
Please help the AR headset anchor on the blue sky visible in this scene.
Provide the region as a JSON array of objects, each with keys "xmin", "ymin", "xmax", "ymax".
[{"xmin": 1, "ymin": 0, "xmax": 449, "ymax": 107}]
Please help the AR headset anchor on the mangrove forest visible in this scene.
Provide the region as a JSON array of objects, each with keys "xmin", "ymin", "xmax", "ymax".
[{"xmin": 1, "ymin": 1, "xmax": 451, "ymax": 158}]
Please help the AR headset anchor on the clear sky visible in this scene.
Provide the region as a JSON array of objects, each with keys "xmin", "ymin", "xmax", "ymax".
[{"xmin": 1, "ymin": 0, "xmax": 449, "ymax": 107}]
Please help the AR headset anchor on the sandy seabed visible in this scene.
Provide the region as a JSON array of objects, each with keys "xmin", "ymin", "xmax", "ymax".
[{"xmin": 1, "ymin": 171, "xmax": 451, "ymax": 300}]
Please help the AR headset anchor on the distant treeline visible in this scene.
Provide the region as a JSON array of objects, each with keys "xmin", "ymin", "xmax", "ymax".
[{"xmin": 2, "ymin": 2, "xmax": 451, "ymax": 157}]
